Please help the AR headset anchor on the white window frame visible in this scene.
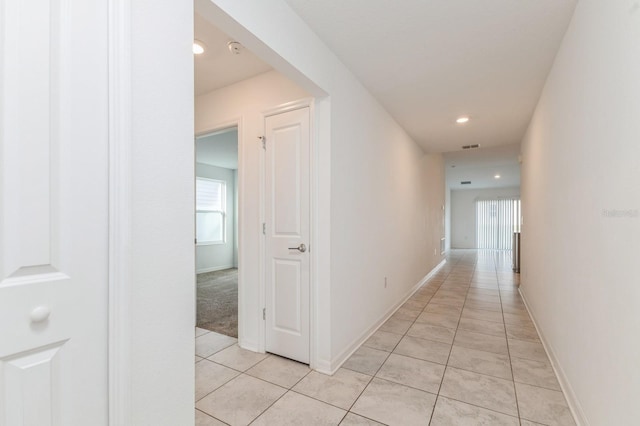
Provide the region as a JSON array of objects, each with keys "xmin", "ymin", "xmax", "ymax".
[{"xmin": 196, "ymin": 177, "xmax": 226, "ymax": 245}]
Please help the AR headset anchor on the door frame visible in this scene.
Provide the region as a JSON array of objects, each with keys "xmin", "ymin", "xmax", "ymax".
[
  {"xmin": 108, "ymin": 1, "xmax": 333, "ymax": 422},
  {"xmin": 259, "ymin": 99, "xmax": 315, "ymax": 365},
  {"xmin": 194, "ymin": 119, "xmax": 244, "ymax": 340}
]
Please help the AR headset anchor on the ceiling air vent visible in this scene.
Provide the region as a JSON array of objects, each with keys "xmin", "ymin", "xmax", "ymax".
[
  {"xmin": 461, "ymin": 181, "xmax": 471, "ymax": 185},
  {"xmin": 462, "ymin": 144, "xmax": 480, "ymax": 150}
]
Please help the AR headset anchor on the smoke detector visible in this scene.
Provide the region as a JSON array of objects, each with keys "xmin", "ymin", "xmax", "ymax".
[{"xmin": 227, "ymin": 41, "xmax": 243, "ymax": 55}]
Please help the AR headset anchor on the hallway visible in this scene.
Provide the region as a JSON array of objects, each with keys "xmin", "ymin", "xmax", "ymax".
[{"xmin": 195, "ymin": 250, "xmax": 574, "ymax": 425}]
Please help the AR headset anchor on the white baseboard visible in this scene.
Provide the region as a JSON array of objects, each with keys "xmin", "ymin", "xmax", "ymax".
[
  {"xmin": 196, "ymin": 264, "xmax": 235, "ymax": 274},
  {"xmin": 519, "ymin": 287, "xmax": 588, "ymax": 426},
  {"xmin": 326, "ymin": 259, "xmax": 447, "ymax": 375},
  {"xmin": 238, "ymin": 339, "xmax": 260, "ymax": 354}
]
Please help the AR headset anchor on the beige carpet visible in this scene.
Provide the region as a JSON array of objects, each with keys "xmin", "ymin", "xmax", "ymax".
[{"xmin": 196, "ymin": 268, "xmax": 238, "ymax": 337}]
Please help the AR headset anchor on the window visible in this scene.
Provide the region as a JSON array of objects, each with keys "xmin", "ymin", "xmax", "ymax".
[
  {"xmin": 476, "ymin": 198, "xmax": 521, "ymax": 250},
  {"xmin": 196, "ymin": 177, "xmax": 226, "ymax": 244}
]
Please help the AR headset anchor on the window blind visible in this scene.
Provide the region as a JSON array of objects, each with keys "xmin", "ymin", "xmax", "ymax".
[{"xmin": 476, "ymin": 198, "xmax": 521, "ymax": 250}]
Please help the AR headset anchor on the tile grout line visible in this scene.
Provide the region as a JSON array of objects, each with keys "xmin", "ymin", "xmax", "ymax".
[
  {"xmin": 427, "ymin": 253, "xmax": 466, "ymax": 425},
  {"xmin": 494, "ymin": 250, "xmax": 524, "ymax": 425}
]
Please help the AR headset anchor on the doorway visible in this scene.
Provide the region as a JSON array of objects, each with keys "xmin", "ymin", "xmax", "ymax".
[{"xmin": 195, "ymin": 127, "xmax": 239, "ymax": 338}]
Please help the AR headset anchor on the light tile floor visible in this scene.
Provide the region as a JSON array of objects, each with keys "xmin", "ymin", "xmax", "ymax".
[{"xmin": 195, "ymin": 250, "xmax": 576, "ymax": 425}]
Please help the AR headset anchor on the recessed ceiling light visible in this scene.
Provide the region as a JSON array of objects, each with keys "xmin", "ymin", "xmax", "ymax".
[
  {"xmin": 193, "ymin": 41, "xmax": 205, "ymax": 55},
  {"xmin": 456, "ymin": 116, "xmax": 470, "ymax": 124},
  {"xmin": 494, "ymin": 174, "xmax": 501, "ymax": 179}
]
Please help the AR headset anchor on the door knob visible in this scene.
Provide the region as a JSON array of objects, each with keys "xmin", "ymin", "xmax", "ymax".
[
  {"xmin": 288, "ymin": 243, "xmax": 307, "ymax": 253},
  {"xmin": 30, "ymin": 306, "xmax": 51, "ymax": 323}
]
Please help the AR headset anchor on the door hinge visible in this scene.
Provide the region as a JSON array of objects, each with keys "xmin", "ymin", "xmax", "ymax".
[
  {"xmin": 263, "ymin": 308, "xmax": 266, "ymax": 320},
  {"xmin": 262, "ymin": 223, "xmax": 266, "ymax": 235},
  {"xmin": 259, "ymin": 136, "xmax": 266, "ymax": 149}
]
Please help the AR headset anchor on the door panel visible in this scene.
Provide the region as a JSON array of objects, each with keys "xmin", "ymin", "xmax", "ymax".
[
  {"xmin": 264, "ymin": 107, "xmax": 310, "ymax": 364},
  {"xmin": 0, "ymin": 0, "xmax": 109, "ymax": 424}
]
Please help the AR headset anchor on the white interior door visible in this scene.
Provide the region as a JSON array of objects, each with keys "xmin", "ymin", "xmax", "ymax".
[
  {"xmin": 0, "ymin": 1, "xmax": 109, "ymax": 424},
  {"xmin": 264, "ymin": 107, "xmax": 310, "ymax": 364}
]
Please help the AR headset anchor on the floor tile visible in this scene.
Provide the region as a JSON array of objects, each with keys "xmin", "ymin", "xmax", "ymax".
[
  {"xmin": 508, "ymin": 339, "xmax": 548, "ymax": 362},
  {"xmin": 406, "ymin": 322, "xmax": 455, "ymax": 345},
  {"xmin": 195, "ymin": 355, "xmax": 203, "ymax": 363},
  {"xmin": 457, "ymin": 317, "xmax": 506, "ymax": 337},
  {"xmin": 339, "ymin": 412, "xmax": 384, "ymax": 425},
  {"xmin": 376, "ymin": 353, "xmax": 445, "ymax": 394},
  {"xmin": 464, "ymin": 300, "xmax": 502, "ymax": 312},
  {"xmin": 410, "ymin": 292, "xmax": 432, "ymax": 302},
  {"xmin": 520, "ymin": 420, "xmax": 546, "ymax": 426},
  {"xmin": 430, "ymin": 295, "xmax": 466, "ymax": 307},
  {"xmin": 430, "ymin": 396, "xmax": 519, "ymax": 426},
  {"xmin": 467, "ymin": 288, "xmax": 499, "ymax": 296},
  {"xmin": 246, "ymin": 355, "xmax": 311, "ymax": 388},
  {"xmin": 351, "ymin": 378, "xmax": 437, "ymax": 426},
  {"xmin": 208, "ymin": 344, "xmax": 268, "ymax": 371},
  {"xmin": 516, "ymin": 382, "xmax": 576, "ymax": 425},
  {"xmin": 403, "ymin": 299, "xmax": 427, "ymax": 311},
  {"xmin": 466, "ymin": 293, "xmax": 501, "ymax": 304},
  {"xmin": 196, "ymin": 327, "xmax": 210, "ymax": 337},
  {"xmin": 195, "ymin": 359, "xmax": 239, "ymax": 401},
  {"xmin": 505, "ymin": 323, "xmax": 540, "ymax": 342},
  {"xmin": 439, "ymin": 367, "xmax": 518, "ymax": 416},
  {"xmin": 415, "ymin": 311, "xmax": 460, "ymax": 329},
  {"xmin": 196, "ymin": 374, "xmax": 286, "ymax": 425},
  {"xmin": 424, "ymin": 303, "xmax": 462, "ymax": 315},
  {"xmin": 447, "ymin": 345, "xmax": 512, "ymax": 380},
  {"xmin": 461, "ymin": 307, "xmax": 503, "ymax": 323},
  {"xmin": 342, "ymin": 346, "xmax": 389, "ymax": 376},
  {"xmin": 503, "ymin": 312, "xmax": 534, "ymax": 327},
  {"xmin": 363, "ymin": 330, "xmax": 403, "ymax": 352},
  {"xmin": 470, "ymin": 282, "xmax": 499, "ymax": 290},
  {"xmin": 392, "ymin": 307, "xmax": 422, "ymax": 321},
  {"xmin": 501, "ymin": 304, "xmax": 528, "ymax": 315},
  {"xmin": 379, "ymin": 317, "xmax": 413, "ymax": 335},
  {"xmin": 511, "ymin": 357, "xmax": 561, "ymax": 390},
  {"xmin": 252, "ymin": 391, "xmax": 346, "ymax": 426},
  {"xmin": 293, "ymin": 368, "xmax": 371, "ymax": 410},
  {"xmin": 393, "ymin": 335, "xmax": 451, "ymax": 365},
  {"xmin": 454, "ymin": 329, "xmax": 509, "ymax": 355},
  {"xmin": 196, "ymin": 332, "xmax": 237, "ymax": 358},
  {"xmin": 195, "ymin": 409, "xmax": 226, "ymax": 426}
]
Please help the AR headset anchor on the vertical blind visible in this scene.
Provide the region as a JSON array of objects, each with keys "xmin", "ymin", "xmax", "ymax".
[{"xmin": 476, "ymin": 198, "xmax": 521, "ymax": 250}]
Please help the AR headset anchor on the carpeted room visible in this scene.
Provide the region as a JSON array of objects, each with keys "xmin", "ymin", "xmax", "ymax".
[{"xmin": 195, "ymin": 128, "xmax": 239, "ymax": 338}]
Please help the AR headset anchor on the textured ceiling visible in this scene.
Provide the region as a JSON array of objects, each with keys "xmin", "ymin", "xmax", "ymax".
[{"xmin": 284, "ymin": 0, "xmax": 576, "ymax": 153}]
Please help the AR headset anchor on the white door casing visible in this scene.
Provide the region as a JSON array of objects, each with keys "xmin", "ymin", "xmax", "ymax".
[
  {"xmin": 264, "ymin": 107, "xmax": 311, "ymax": 364},
  {"xmin": 0, "ymin": 1, "xmax": 109, "ymax": 424}
]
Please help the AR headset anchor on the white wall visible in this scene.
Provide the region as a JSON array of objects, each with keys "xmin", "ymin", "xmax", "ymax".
[
  {"xmin": 195, "ymin": 70, "xmax": 310, "ymax": 351},
  {"xmin": 196, "ymin": 163, "xmax": 236, "ymax": 273},
  {"xmin": 450, "ymin": 187, "xmax": 520, "ymax": 248},
  {"xmin": 129, "ymin": 0, "xmax": 194, "ymax": 423},
  {"xmin": 520, "ymin": 1, "xmax": 640, "ymax": 424},
  {"xmin": 199, "ymin": 0, "xmax": 446, "ymax": 371}
]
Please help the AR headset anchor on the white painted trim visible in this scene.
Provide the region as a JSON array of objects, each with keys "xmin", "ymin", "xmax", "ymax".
[
  {"xmin": 321, "ymin": 259, "xmax": 447, "ymax": 375},
  {"xmin": 196, "ymin": 265, "xmax": 235, "ymax": 274},
  {"xmin": 108, "ymin": 0, "xmax": 132, "ymax": 424},
  {"xmin": 519, "ymin": 287, "xmax": 587, "ymax": 426},
  {"xmin": 262, "ymin": 98, "xmax": 315, "ymax": 118}
]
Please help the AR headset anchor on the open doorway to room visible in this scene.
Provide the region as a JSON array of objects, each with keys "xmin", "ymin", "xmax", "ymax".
[
  {"xmin": 195, "ymin": 128, "xmax": 239, "ymax": 338},
  {"xmin": 192, "ymin": 6, "xmax": 316, "ymax": 373}
]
